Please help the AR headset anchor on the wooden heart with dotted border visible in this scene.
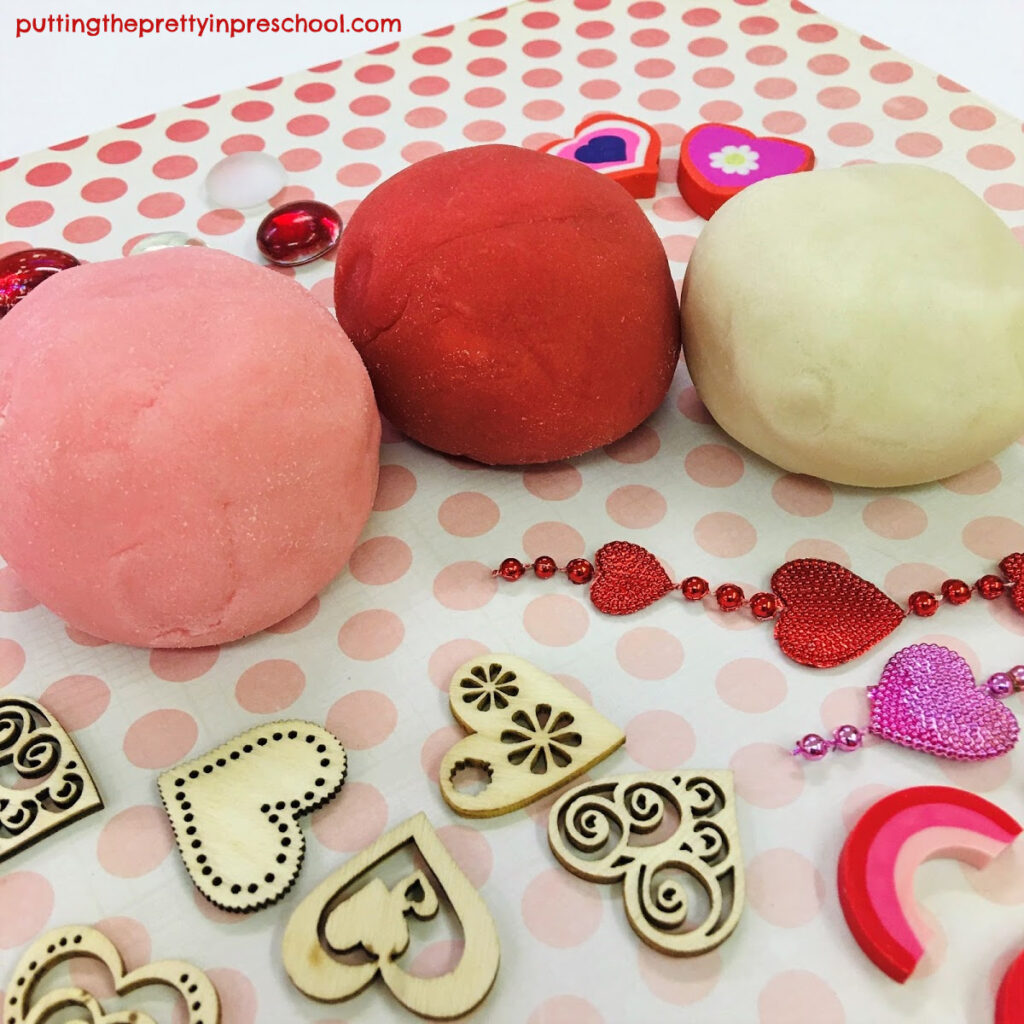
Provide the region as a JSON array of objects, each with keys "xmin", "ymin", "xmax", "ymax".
[
  {"xmin": 440, "ymin": 654, "xmax": 624, "ymax": 817},
  {"xmin": 158, "ymin": 720, "xmax": 347, "ymax": 912}
]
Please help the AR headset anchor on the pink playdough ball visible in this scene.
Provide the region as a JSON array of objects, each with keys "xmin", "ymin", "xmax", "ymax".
[{"xmin": 0, "ymin": 247, "xmax": 380, "ymax": 647}]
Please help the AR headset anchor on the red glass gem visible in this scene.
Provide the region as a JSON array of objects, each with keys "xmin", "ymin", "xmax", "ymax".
[
  {"xmin": 749, "ymin": 591, "xmax": 778, "ymax": 620},
  {"xmin": 565, "ymin": 558, "xmax": 594, "ymax": 585},
  {"xmin": 681, "ymin": 576, "xmax": 709, "ymax": 601},
  {"xmin": 907, "ymin": 590, "xmax": 938, "ymax": 617},
  {"xmin": 533, "ymin": 555, "xmax": 558, "ymax": 580},
  {"xmin": 940, "ymin": 579, "xmax": 971, "ymax": 606},
  {"xmin": 498, "ymin": 557, "xmax": 524, "ymax": 582},
  {"xmin": 256, "ymin": 200, "xmax": 342, "ymax": 266},
  {"xmin": 0, "ymin": 247, "xmax": 79, "ymax": 319},
  {"xmin": 715, "ymin": 583, "xmax": 745, "ymax": 611},
  {"xmin": 977, "ymin": 574, "xmax": 1005, "ymax": 600}
]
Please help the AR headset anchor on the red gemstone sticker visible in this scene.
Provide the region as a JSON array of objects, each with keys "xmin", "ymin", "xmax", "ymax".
[
  {"xmin": 256, "ymin": 200, "xmax": 342, "ymax": 266},
  {"xmin": 0, "ymin": 247, "xmax": 80, "ymax": 319}
]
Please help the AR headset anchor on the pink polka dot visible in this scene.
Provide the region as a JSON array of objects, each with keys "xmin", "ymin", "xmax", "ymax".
[
  {"xmin": 468, "ymin": 57, "xmax": 507, "ymax": 77},
  {"xmin": 402, "ymin": 141, "xmax": 445, "ymax": 163},
  {"xmin": 405, "ymin": 106, "xmax": 447, "ymax": 128},
  {"xmin": 433, "ymin": 562, "xmax": 497, "ymax": 611},
  {"xmin": 763, "ymin": 111, "xmax": 806, "ymax": 134},
  {"xmin": 469, "ymin": 28, "xmax": 505, "ymax": 46},
  {"xmin": 522, "ymin": 522, "xmax": 586, "ymax": 561},
  {"xmin": 606, "ymin": 485, "xmax": 667, "ymax": 528},
  {"xmin": 312, "ymin": 781, "xmax": 388, "ymax": 852},
  {"xmin": 231, "ymin": 100, "xmax": 272, "ymax": 122},
  {"xmin": 985, "ymin": 183, "xmax": 1024, "ymax": 210},
  {"xmin": 578, "ymin": 47, "xmax": 616, "ymax": 67},
  {"xmin": 437, "ymin": 824, "xmax": 493, "ymax": 888},
  {"xmin": 951, "ymin": 104, "xmax": 997, "ymax": 130},
  {"xmin": 683, "ymin": 7, "xmax": 720, "ymax": 26},
  {"xmin": 464, "ymin": 120, "xmax": 506, "ymax": 141},
  {"xmin": 356, "ymin": 63, "xmax": 394, "ymax": 83},
  {"xmin": 808, "ymin": 53, "xmax": 849, "ymax": 75},
  {"xmin": 0, "ymin": 639, "xmax": 25, "ymax": 688},
  {"xmin": 37, "ymin": 675, "xmax": 109, "ymax": 729},
  {"xmin": 740, "ymin": 15, "xmax": 777, "ymax": 33},
  {"xmin": 267, "ymin": 597, "xmax": 320, "ymax": 634},
  {"xmin": 287, "ymin": 114, "xmax": 329, "ymax": 137},
  {"xmin": 771, "ymin": 474, "xmax": 833, "ymax": 516},
  {"xmin": 883, "ymin": 95, "xmax": 928, "ymax": 120},
  {"xmin": 699, "ymin": 100, "xmax": 744, "ymax": 122},
  {"xmin": 941, "ymin": 461, "xmax": 1001, "ymax": 494},
  {"xmin": 465, "ymin": 86, "xmax": 506, "ymax": 109},
  {"xmin": 522, "ymin": 68, "xmax": 562, "ymax": 88},
  {"xmin": 693, "ymin": 67, "xmax": 734, "ymax": 88},
  {"xmin": 150, "ymin": 156, "xmax": 197, "ymax": 181},
  {"xmin": 63, "ymin": 216, "xmax": 112, "ymax": 243},
  {"xmin": 97, "ymin": 140, "xmax": 142, "ymax": 164},
  {"xmin": 523, "ymin": 11, "xmax": 560, "ymax": 28},
  {"xmin": 438, "ymin": 492, "xmax": 500, "ymax": 537},
  {"xmin": 746, "ymin": 44, "xmax": 787, "ymax": 66},
  {"xmin": 819, "ymin": 685, "xmax": 866, "ymax": 734},
  {"xmin": 636, "ymin": 89, "xmax": 678, "ymax": 111},
  {"xmin": 70, "ymin": 917, "xmax": 151, "ymax": 995},
  {"xmin": 678, "ymin": 386, "xmax": 714, "ymax": 423},
  {"xmin": 123, "ymin": 709, "xmax": 198, "ymax": 769},
  {"xmin": 137, "ymin": 191, "xmax": 185, "ymax": 219},
  {"xmin": 638, "ymin": 945, "xmax": 721, "ymax": 1005},
  {"xmin": 348, "ymin": 536, "xmax": 413, "ymax": 585},
  {"xmin": 206, "ymin": 968, "xmax": 258, "ymax": 1024},
  {"xmin": 689, "ymin": 36, "xmax": 727, "ymax": 56},
  {"xmin": 828, "ymin": 121, "xmax": 873, "ymax": 146},
  {"xmin": 896, "ymin": 131, "xmax": 942, "ymax": 157},
  {"xmin": 755, "ymin": 76, "xmax": 797, "ymax": 99},
  {"xmin": 278, "ymin": 148, "xmax": 321, "ymax": 172},
  {"xmin": 629, "ymin": 0, "xmax": 664, "ymax": 15},
  {"xmin": 747, "ymin": 849, "xmax": 825, "ymax": 926},
  {"xmin": 939, "ymin": 754, "xmax": 1011, "ymax": 791},
  {"xmin": 183, "ymin": 95, "xmax": 218, "ymax": 109},
  {"xmin": 220, "ymin": 133, "xmax": 264, "ymax": 154},
  {"xmin": 694, "ymin": 511, "xmax": 757, "ymax": 557},
  {"xmin": 862, "ymin": 496, "xmax": 928, "ymax": 539},
  {"xmin": 327, "ymin": 690, "xmax": 397, "ymax": 749},
  {"xmin": 410, "ymin": 75, "xmax": 449, "ymax": 95},
  {"xmin": 235, "ymin": 659, "xmax": 306, "ymax": 713},
  {"xmin": 25, "ymin": 161, "xmax": 71, "ymax": 187},
  {"xmin": 968, "ymin": 144, "xmax": 1015, "ymax": 170},
  {"xmin": 421, "ymin": 725, "xmax": 463, "ymax": 782},
  {"xmin": 605, "ymin": 425, "xmax": 660, "ymax": 463},
  {"xmin": 6, "ymin": 201, "xmax": 54, "ymax": 228},
  {"xmin": 637, "ymin": 58, "xmax": 676, "ymax": 77},
  {"xmin": 351, "ymin": 95, "xmax": 392, "ymax": 116},
  {"xmin": 342, "ymin": 127, "xmax": 385, "ymax": 151},
  {"xmin": 758, "ymin": 971, "xmax": 844, "ymax": 1023},
  {"xmin": 149, "ymin": 646, "xmax": 219, "ymax": 682},
  {"xmin": 50, "ymin": 135, "xmax": 89, "ymax": 151},
  {"xmin": 0, "ymin": 873, "xmax": 53, "ymax": 948},
  {"xmin": 883, "ymin": 562, "xmax": 944, "ymax": 602},
  {"xmin": 730, "ymin": 743, "xmax": 804, "ymax": 807},
  {"xmin": 414, "ymin": 45, "xmax": 451, "ymax": 64},
  {"xmin": 631, "ymin": 27, "xmax": 669, "ymax": 47},
  {"xmin": 715, "ymin": 658, "xmax": 787, "ymax": 712},
  {"xmin": 860, "ymin": 33, "xmax": 888, "ymax": 50},
  {"xmin": 616, "ymin": 628, "xmax": 684, "ymax": 681},
  {"xmin": 523, "ymin": 99, "xmax": 563, "ymax": 120},
  {"xmin": 165, "ymin": 119, "xmax": 209, "ymax": 142},
  {"xmin": 97, "ymin": 805, "xmax": 174, "ymax": 877},
  {"xmin": 524, "ymin": 594, "xmax": 589, "ymax": 646},
  {"xmin": 197, "ymin": 209, "xmax": 246, "ymax": 235},
  {"xmin": 296, "ymin": 82, "xmax": 335, "ymax": 103},
  {"xmin": 524, "ymin": 39, "xmax": 561, "ymax": 58},
  {"xmin": 374, "ymin": 465, "xmax": 417, "ymax": 511},
  {"xmin": 408, "ymin": 939, "xmax": 464, "ymax": 980},
  {"xmin": 65, "ymin": 626, "xmax": 109, "ymax": 646},
  {"xmin": 522, "ymin": 869, "xmax": 603, "ymax": 947},
  {"xmin": 337, "ymin": 162, "xmax": 382, "ymax": 187},
  {"xmin": 248, "ymin": 76, "xmax": 282, "ymax": 90},
  {"xmin": 523, "ymin": 463, "xmax": 583, "ymax": 500},
  {"xmin": 842, "ymin": 784, "xmax": 894, "ymax": 831},
  {"xmin": 871, "ymin": 60, "xmax": 913, "ymax": 84},
  {"xmin": 528, "ymin": 995, "xmax": 604, "ymax": 1024},
  {"xmin": 798, "ymin": 23, "xmax": 838, "ymax": 42},
  {"xmin": 685, "ymin": 444, "xmax": 744, "ymax": 487},
  {"xmin": 626, "ymin": 709, "xmax": 694, "ymax": 768},
  {"xmin": 580, "ymin": 79, "xmax": 621, "ymax": 99},
  {"xmin": 428, "ymin": 639, "xmax": 490, "ymax": 691},
  {"xmin": 0, "ymin": 567, "xmax": 38, "ymax": 610},
  {"xmin": 578, "ymin": 19, "xmax": 614, "ymax": 38}
]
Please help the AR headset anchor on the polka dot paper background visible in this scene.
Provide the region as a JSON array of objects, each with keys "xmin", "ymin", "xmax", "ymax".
[{"xmin": 3, "ymin": 0, "xmax": 1024, "ymax": 1021}]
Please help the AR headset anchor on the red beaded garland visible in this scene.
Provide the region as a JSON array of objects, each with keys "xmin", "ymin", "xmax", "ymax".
[
  {"xmin": 749, "ymin": 592, "xmax": 779, "ymax": 620},
  {"xmin": 908, "ymin": 590, "xmax": 938, "ymax": 617},
  {"xmin": 533, "ymin": 556, "xmax": 558, "ymax": 580},
  {"xmin": 566, "ymin": 558, "xmax": 594, "ymax": 585},
  {"xmin": 681, "ymin": 576, "xmax": 710, "ymax": 601},
  {"xmin": 977, "ymin": 574, "xmax": 1006, "ymax": 600},
  {"xmin": 715, "ymin": 583, "xmax": 745, "ymax": 612},
  {"xmin": 498, "ymin": 557, "xmax": 525, "ymax": 582},
  {"xmin": 940, "ymin": 579, "xmax": 971, "ymax": 605}
]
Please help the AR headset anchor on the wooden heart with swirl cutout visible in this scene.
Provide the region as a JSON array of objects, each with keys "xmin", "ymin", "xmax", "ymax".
[
  {"xmin": 158, "ymin": 720, "xmax": 347, "ymax": 912},
  {"xmin": 439, "ymin": 654, "xmax": 624, "ymax": 817},
  {"xmin": 3, "ymin": 924, "xmax": 219, "ymax": 1024}
]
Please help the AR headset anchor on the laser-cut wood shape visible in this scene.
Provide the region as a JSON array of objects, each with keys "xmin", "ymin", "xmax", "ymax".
[
  {"xmin": 3, "ymin": 924, "xmax": 220, "ymax": 1024},
  {"xmin": 0, "ymin": 696, "xmax": 103, "ymax": 864},
  {"xmin": 440, "ymin": 654, "xmax": 624, "ymax": 817},
  {"xmin": 158, "ymin": 720, "xmax": 347, "ymax": 912},
  {"xmin": 283, "ymin": 812, "xmax": 500, "ymax": 1020},
  {"xmin": 548, "ymin": 771, "xmax": 745, "ymax": 956}
]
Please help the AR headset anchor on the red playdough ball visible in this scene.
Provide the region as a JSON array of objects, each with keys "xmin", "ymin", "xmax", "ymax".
[
  {"xmin": 0, "ymin": 247, "xmax": 380, "ymax": 647},
  {"xmin": 334, "ymin": 144, "xmax": 681, "ymax": 464}
]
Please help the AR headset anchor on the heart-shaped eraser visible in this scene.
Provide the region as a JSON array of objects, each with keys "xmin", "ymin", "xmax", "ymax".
[
  {"xmin": 868, "ymin": 643, "xmax": 1019, "ymax": 760},
  {"xmin": 771, "ymin": 558, "xmax": 905, "ymax": 668},
  {"xmin": 440, "ymin": 654, "xmax": 624, "ymax": 816},
  {"xmin": 677, "ymin": 122, "xmax": 815, "ymax": 219},
  {"xmin": 540, "ymin": 114, "xmax": 661, "ymax": 198},
  {"xmin": 590, "ymin": 540, "xmax": 676, "ymax": 615},
  {"xmin": 158, "ymin": 720, "xmax": 347, "ymax": 911}
]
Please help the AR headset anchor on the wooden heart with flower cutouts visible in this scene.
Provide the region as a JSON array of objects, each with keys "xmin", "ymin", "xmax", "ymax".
[{"xmin": 439, "ymin": 654, "xmax": 624, "ymax": 817}]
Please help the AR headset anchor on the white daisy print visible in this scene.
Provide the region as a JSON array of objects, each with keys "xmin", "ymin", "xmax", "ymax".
[{"xmin": 708, "ymin": 144, "xmax": 760, "ymax": 176}]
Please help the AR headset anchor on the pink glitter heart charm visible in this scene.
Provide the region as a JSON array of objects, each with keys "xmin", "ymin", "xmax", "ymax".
[{"xmin": 868, "ymin": 643, "xmax": 1019, "ymax": 761}]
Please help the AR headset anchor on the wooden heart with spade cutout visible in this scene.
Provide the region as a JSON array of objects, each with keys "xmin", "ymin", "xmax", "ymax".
[
  {"xmin": 158, "ymin": 720, "xmax": 347, "ymax": 912},
  {"xmin": 439, "ymin": 654, "xmax": 624, "ymax": 817}
]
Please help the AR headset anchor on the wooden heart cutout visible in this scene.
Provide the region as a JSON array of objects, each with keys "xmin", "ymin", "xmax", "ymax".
[
  {"xmin": 539, "ymin": 113, "xmax": 661, "ymax": 198},
  {"xmin": 548, "ymin": 771, "xmax": 745, "ymax": 956},
  {"xmin": 158, "ymin": 720, "xmax": 347, "ymax": 912},
  {"xmin": 283, "ymin": 812, "xmax": 500, "ymax": 1020},
  {"xmin": 440, "ymin": 654, "xmax": 624, "ymax": 817},
  {"xmin": 0, "ymin": 696, "xmax": 103, "ymax": 864},
  {"xmin": 3, "ymin": 924, "xmax": 219, "ymax": 1024}
]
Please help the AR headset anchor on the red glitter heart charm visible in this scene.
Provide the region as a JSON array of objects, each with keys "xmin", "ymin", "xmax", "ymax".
[
  {"xmin": 590, "ymin": 541, "xmax": 674, "ymax": 615},
  {"xmin": 771, "ymin": 559, "xmax": 905, "ymax": 668},
  {"xmin": 999, "ymin": 553, "xmax": 1024, "ymax": 614}
]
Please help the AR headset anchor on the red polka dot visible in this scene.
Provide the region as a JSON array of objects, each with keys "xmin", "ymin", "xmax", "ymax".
[
  {"xmin": 524, "ymin": 11, "xmax": 559, "ymax": 28},
  {"xmin": 81, "ymin": 176, "xmax": 128, "ymax": 202},
  {"xmin": 232, "ymin": 101, "xmax": 273, "ymax": 122},
  {"xmin": 469, "ymin": 28, "xmax": 506, "ymax": 46},
  {"xmin": 25, "ymin": 161, "xmax": 71, "ymax": 187},
  {"xmin": 755, "ymin": 76, "xmax": 797, "ymax": 98},
  {"xmin": 746, "ymin": 45, "xmax": 787, "ymax": 66},
  {"xmin": 338, "ymin": 609, "xmax": 405, "ymax": 660},
  {"xmin": 740, "ymin": 15, "xmax": 778, "ymax": 33},
  {"xmin": 683, "ymin": 7, "xmax": 720, "ymax": 25},
  {"xmin": 356, "ymin": 63, "xmax": 394, "ymax": 83},
  {"xmin": 138, "ymin": 192, "xmax": 185, "ymax": 219},
  {"xmin": 629, "ymin": 0, "xmax": 665, "ymax": 14},
  {"xmin": 896, "ymin": 132, "xmax": 942, "ymax": 157},
  {"xmin": 279, "ymin": 148, "xmax": 322, "ymax": 171},
  {"xmin": 350, "ymin": 95, "xmax": 391, "ymax": 116},
  {"xmin": 165, "ymin": 119, "xmax": 209, "ymax": 141},
  {"xmin": 97, "ymin": 140, "xmax": 141, "ymax": 164},
  {"xmin": 578, "ymin": 20, "xmax": 614, "ymax": 38},
  {"xmin": 694, "ymin": 67, "xmax": 734, "ymax": 88},
  {"xmin": 62, "ymin": 216, "xmax": 111, "ymax": 243},
  {"xmin": 464, "ymin": 120, "xmax": 506, "ymax": 142},
  {"xmin": 985, "ymin": 183, "xmax": 1024, "ymax": 210},
  {"xmin": 700, "ymin": 100, "xmax": 743, "ymax": 122},
  {"xmin": 0, "ymin": 156, "xmax": 17, "ymax": 171},
  {"xmin": 183, "ymin": 95, "xmax": 218, "ymax": 109},
  {"xmin": 469, "ymin": 57, "xmax": 507, "ymax": 76},
  {"xmin": 523, "ymin": 68, "xmax": 562, "ymax": 88},
  {"xmin": 466, "ymin": 87, "xmax": 506, "ymax": 108},
  {"xmin": 287, "ymin": 114, "xmax": 329, "ymax": 136},
  {"xmin": 798, "ymin": 23, "xmax": 837, "ymax": 42},
  {"xmin": 524, "ymin": 39, "xmax": 561, "ymax": 58},
  {"xmin": 938, "ymin": 74, "xmax": 968, "ymax": 92},
  {"xmin": 337, "ymin": 162, "xmax": 382, "ymax": 187},
  {"xmin": 883, "ymin": 95, "xmax": 927, "ymax": 120},
  {"xmin": 951, "ymin": 104, "xmax": 997, "ymax": 130},
  {"xmin": 636, "ymin": 58, "xmax": 675, "ymax": 77},
  {"xmin": 632, "ymin": 28, "xmax": 668, "ymax": 46},
  {"xmin": 402, "ymin": 141, "xmax": 444, "ymax": 163},
  {"xmin": 808, "ymin": 53, "xmax": 849, "ymax": 74},
  {"xmin": 151, "ymin": 155, "xmax": 198, "ymax": 180},
  {"xmin": 580, "ymin": 79, "xmax": 621, "ymax": 100},
  {"xmin": 248, "ymin": 77, "xmax": 282, "ymax": 90},
  {"xmin": 578, "ymin": 47, "xmax": 616, "ymax": 67},
  {"xmin": 343, "ymin": 127, "xmax": 386, "ymax": 150},
  {"xmin": 828, "ymin": 121, "xmax": 873, "ymax": 146},
  {"xmin": 968, "ymin": 144, "xmax": 1015, "ymax": 170},
  {"xmin": 860, "ymin": 33, "xmax": 888, "ymax": 50},
  {"xmin": 871, "ymin": 60, "xmax": 913, "ymax": 84},
  {"xmin": 405, "ymin": 106, "xmax": 447, "ymax": 129},
  {"xmin": 197, "ymin": 209, "xmax": 245, "ymax": 235},
  {"xmin": 5, "ymin": 200, "xmax": 52, "ymax": 228},
  {"xmin": 50, "ymin": 136, "xmax": 89, "ymax": 151},
  {"xmin": 295, "ymin": 82, "xmax": 335, "ymax": 103},
  {"xmin": 413, "ymin": 46, "xmax": 451, "ymax": 64},
  {"xmin": 221, "ymin": 133, "xmax": 264, "ymax": 154}
]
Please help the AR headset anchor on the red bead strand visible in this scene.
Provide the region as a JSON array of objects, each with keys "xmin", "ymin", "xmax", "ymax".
[
  {"xmin": 907, "ymin": 590, "xmax": 939, "ymax": 617},
  {"xmin": 976, "ymin": 574, "xmax": 1005, "ymax": 600}
]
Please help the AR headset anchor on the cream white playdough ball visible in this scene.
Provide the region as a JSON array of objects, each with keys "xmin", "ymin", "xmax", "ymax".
[
  {"xmin": 681, "ymin": 163, "xmax": 1024, "ymax": 486},
  {"xmin": 0, "ymin": 247, "xmax": 380, "ymax": 647}
]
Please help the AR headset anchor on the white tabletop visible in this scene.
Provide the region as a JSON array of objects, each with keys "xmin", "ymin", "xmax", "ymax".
[{"xmin": 2, "ymin": 0, "xmax": 1023, "ymax": 159}]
